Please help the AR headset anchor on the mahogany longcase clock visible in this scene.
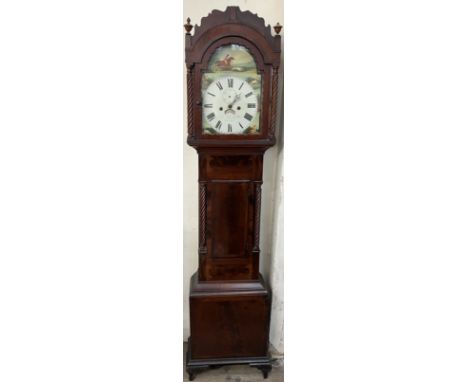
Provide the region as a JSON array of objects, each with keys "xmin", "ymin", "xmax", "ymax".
[{"xmin": 184, "ymin": 7, "xmax": 282, "ymax": 380}]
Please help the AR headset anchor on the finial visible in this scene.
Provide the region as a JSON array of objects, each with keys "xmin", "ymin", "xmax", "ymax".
[
  {"xmin": 184, "ymin": 18, "xmax": 193, "ymax": 34},
  {"xmin": 274, "ymin": 22, "xmax": 282, "ymax": 35}
]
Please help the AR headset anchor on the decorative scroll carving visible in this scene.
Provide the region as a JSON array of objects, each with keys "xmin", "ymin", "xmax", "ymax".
[
  {"xmin": 269, "ymin": 67, "xmax": 279, "ymax": 138},
  {"xmin": 191, "ymin": 7, "xmax": 279, "ymax": 52},
  {"xmin": 187, "ymin": 67, "xmax": 194, "ymax": 139},
  {"xmin": 199, "ymin": 182, "xmax": 207, "ymax": 252},
  {"xmin": 253, "ymin": 182, "xmax": 262, "ymax": 251}
]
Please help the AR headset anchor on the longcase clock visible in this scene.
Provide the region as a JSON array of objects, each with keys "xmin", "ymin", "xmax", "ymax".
[{"xmin": 184, "ymin": 7, "xmax": 282, "ymax": 380}]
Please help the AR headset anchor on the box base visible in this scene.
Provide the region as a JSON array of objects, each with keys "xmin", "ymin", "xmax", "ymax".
[
  {"xmin": 186, "ymin": 337, "xmax": 272, "ymax": 380},
  {"xmin": 187, "ymin": 272, "xmax": 272, "ymax": 379}
]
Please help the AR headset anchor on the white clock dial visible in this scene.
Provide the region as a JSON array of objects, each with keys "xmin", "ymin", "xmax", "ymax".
[{"xmin": 202, "ymin": 76, "xmax": 258, "ymax": 134}]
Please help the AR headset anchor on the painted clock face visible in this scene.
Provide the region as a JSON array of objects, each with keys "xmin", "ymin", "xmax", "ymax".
[
  {"xmin": 201, "ymin": 44, "xmax": 262, "ymax": 135},
  {"xmin": 203, "ymin": 76, "xmax": 258, "ymax": 134}
]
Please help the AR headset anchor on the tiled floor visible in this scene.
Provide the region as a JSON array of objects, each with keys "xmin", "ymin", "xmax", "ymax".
[{"xmin": 183, "ymin": 343, "xmax": 284, "ymax": 382}]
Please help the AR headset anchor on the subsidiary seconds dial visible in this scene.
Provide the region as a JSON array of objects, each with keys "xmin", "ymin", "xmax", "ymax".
[{"xmin": 202, "ymin": 76, "xmax": 258, "ymax": 134}]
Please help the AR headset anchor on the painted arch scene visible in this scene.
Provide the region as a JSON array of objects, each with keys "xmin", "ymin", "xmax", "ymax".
[{"xmin": 201, "ymin": 44, "xmax": 262, "ymax": 135}]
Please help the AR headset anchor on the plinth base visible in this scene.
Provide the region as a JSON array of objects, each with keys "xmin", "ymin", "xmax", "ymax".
[
  {"xmin": 187, "ymin": 272, "xmax": 272, "ymax": 379},
  {"xmin": 186, "ymin": 337, "xmax": 272, "ymax": 380}
]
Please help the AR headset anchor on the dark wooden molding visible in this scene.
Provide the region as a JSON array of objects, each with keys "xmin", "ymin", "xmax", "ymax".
[
  {"xmin": 188, "ymin": 7, "xmax": 280, "ymax": 53},
  {"xmin": 187, "ymin": 67, "xmax": 195, "ymax": 140},
  {"xmin": 269, "ymin": 67, "xmax": 280, "ymax": 139},
  {"xmin": 190, "ymin": 272, "xmax": 269, "ymax": 297},
  {"xmin": 253, "ymin": 182, "xmax": 262, "ymax": 251},
  {"xmin": 198, "ymin": 182, "xmax": 207, "ymax": 253},
  {"xmin": 186, "ymin": 337, "xmax": 273, "ymax": 380}
]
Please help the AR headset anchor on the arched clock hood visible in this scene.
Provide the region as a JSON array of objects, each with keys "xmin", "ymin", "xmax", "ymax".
[{"xmin": 185, "ymin": 6, "xmax": 281, "ymax": 148}]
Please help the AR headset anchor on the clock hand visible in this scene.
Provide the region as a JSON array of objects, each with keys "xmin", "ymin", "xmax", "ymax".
[{"xmin": 228, "ymin": 94, "xmax": 241, "ymax": 109}]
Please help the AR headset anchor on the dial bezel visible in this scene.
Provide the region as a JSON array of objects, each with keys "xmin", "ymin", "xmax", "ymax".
[{"xmin": 202, "ymin": 73, "xmax": 261, "ymax": 135}]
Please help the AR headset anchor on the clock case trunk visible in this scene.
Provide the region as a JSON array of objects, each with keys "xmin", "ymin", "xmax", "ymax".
[
  {"xmin": 187, "ymin": 148, "xmax": 272, "ymax": 379},
  {"xmin": 185, "ymin": 7, "xmax": 281, "ymax": 380}
]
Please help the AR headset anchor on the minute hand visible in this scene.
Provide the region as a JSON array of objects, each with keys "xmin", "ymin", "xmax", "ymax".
[{"xmin": 230, "ymin": 93, "xmax": 241, "ymax": 107}]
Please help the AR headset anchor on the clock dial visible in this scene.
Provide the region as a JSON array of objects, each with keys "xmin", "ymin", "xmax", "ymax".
[
  {"xmin": 201, "ymin": 44, "xmax": 262, "ymax": 135},
  {"xmin": 202, "ymin": 76, "xmax": 258, "ymax": 135}
]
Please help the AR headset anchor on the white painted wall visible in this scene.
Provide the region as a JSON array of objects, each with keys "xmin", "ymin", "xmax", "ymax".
[
  {"xmin": 268, "ymin": 95, "xmax": 284, "ymax": 354},
  {"xmin": 183, "ymin": 0, "xmax": 284, "ymax": 355}
]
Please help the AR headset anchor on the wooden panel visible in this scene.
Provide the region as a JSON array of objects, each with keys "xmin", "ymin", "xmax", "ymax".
[
  {"xmin": 203, "ymin": 257, "xmax": 253, "ymax": 281},
  {"xmin": 206, "ymin": 155, "xmax": 255, "ymax": 180},
  {"xmin": 206, "ymin": 181, "xmax": 252, "ymax": 258},
  {"xmin": 197, "ymin": 153, "xmax": 262, "ymax": 281},
  {"xmin": 199, "ymin": 153, "xmax": 263, "ymax": 181},
  {"xmin": 190, "ymin": 294, "xmax": 270, "ymax": 359}
]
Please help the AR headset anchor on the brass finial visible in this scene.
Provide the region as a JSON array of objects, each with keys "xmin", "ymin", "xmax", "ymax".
[
  {"xmin": 274, "ymin": 22, "xmax": 282, "ymax": 35},
  {"xmin": 184, "ymin": 18, "xmax": 193, "ymax": 34}
]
